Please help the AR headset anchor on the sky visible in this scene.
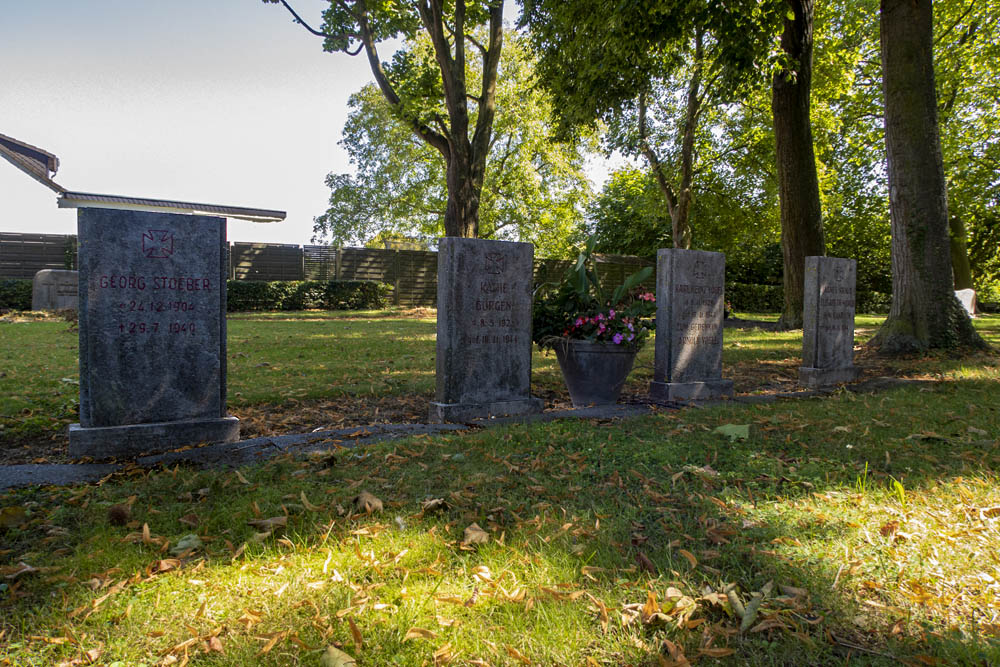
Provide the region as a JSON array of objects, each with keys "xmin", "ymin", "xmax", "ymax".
[{"xmin": 0, "ymin": 1, "xmax": 386, "ymax": 244}]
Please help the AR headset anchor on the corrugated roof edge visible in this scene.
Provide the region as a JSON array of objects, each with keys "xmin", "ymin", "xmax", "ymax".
[{"xmin": 58, "ymin": 191, "xmax": 286, "ymax": 223}]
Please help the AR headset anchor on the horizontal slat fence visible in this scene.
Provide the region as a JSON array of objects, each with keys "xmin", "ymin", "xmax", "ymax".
[
  {"xmin": 0, "ymin": 232, "xmax": 76, "ymax": 278},
  {"xmin": 1, "ymin": 232, "xmax": 653, "ymax": 308}
]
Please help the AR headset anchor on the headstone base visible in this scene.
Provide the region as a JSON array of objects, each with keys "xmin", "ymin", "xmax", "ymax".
[
  {"xmin": 69, "ymin": 417, "xmax": 240, "ymax": 459},
  {"xmin": 798, "ymin": 366, "xmax": 861, "ymax": 388},
  {"xmin": 429, "ymin": 397, "xmax": 543, "ymax": 424},
  {"xmin": 649, "ymin": 379, "xmax": 734, "ymax": 402}
]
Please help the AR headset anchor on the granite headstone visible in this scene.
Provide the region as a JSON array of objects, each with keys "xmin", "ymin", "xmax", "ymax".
[
  {"xmin": 31, "ymin": 269, "xmax": 79, "ymax": 311},
  {"xmin": 799, "ymin": 256, "xmax": 860, "ymax": 387},
  {"xmin": 69, "ymin": 208, "xmax": 238, "ymax": 457},
  {"xmin": 429, "ymin": 237, "xmax": 543, "ymax": 422},
  {"xmin": 649, "ymin": 249, "xmax": 733, "ymax": 401}
]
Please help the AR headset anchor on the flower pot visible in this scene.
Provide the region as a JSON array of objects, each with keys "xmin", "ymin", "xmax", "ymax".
[{"xmin": 553, "ymin": 339, "xmax": 638, "ymax": 407}]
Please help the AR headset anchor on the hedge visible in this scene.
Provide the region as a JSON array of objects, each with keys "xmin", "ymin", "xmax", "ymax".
[
  {"xmin": 725, "ymin": 282, "xmax": 891, "ymax": 314},
  {"xmin": 226, "ymin": 280, "xmax": 392, "ymax": 312},
  {"xmin": 0, "ymin": 279, "xmax": 32, "ymax": 311}
]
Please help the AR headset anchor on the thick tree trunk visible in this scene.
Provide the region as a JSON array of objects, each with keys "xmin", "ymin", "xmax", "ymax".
[
  {"xmin": 949, "ymin": 215, "xmax": 974, "ymax": 290},
  {"xmin": 772, "ymin": 0, "xmax": 825, "ymax": 331},
  {"xmin": 443, "ymin": 144, "xmax": 482, "ymax": 238},
  {"xmin": 871, "ymin": 0, "xmax": 985, "ymax": 353}
]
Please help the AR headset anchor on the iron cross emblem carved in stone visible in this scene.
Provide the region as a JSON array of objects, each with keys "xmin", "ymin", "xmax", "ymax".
[
  {"xmin": 142, "ymin": 230, "xmax": 175, "ymax": 259},
  {"xmin": 485, "ymin": 252, "xmax": 506, "ymax": 275}
]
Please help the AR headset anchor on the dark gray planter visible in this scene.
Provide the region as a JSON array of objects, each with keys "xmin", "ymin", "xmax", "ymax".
[{"xmin": 553, "ymin": 339, "xmax": 638, "ymax": 407}]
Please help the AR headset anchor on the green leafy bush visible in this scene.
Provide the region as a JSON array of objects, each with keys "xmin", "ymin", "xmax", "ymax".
[
  {"xmin": 226, "ymin": 280, "xmax": 391, "ymax": 312},
  {"xmin": 0, "ymin": 279, "xmax": 32, "ymax": 310},
  {"xmin": 725, "ymin": 282, "xmax": 783, "ymax": 313}
]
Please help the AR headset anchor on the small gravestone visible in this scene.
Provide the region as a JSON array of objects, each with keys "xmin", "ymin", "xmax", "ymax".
[
  {"xmin": 955, "ymin": 288, "xmax": 976, "ymax": 317},
  {"xmin": 69, "ymin": 208, "xmax": 238, "ymax": 458},
  {"xmin": 799, "ymin": 256, "xmax": 860, "ymax": 387},
  {"xmin": 649, "ymin": 249, "xmax": 733, "ymax": 401},
  {"xmin": 430, "ymin": 237, "xmax": 543, "ymax": 422},
  {"xmin": 31, "ymin": 269, "xmax": 79, "ymax": 311}
]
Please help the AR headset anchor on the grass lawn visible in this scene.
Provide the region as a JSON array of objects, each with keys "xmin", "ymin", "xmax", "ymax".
[{"xmin": 1, "ymin": 312, "xmax": 999, "ymax": 664}]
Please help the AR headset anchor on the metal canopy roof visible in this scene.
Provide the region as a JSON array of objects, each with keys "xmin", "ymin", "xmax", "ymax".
[{"xmin": 0, "ymin": 132, "xmax": 285, "ymax": 222}]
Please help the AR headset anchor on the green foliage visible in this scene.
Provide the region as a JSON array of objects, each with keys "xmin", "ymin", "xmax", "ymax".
[
  {"xmin": 725, "ymin": 282, "xmax": 890, "ymax": 314},
  {"xmin": 0, "ymin": 279, "xmax": 32, "ymax": 310},
  {"xmin": 226, "ymin": 280, "xmax": 391, "ymax": 312},
  {"xmin": 587, "ymin": 167, "xmax": 670, "ymax": 259},
  {"xmin": 532, "ymin": 237, "xmax": 655, "ymax": 350},
  {"xmin": 314, "ymin": 33, "xmax": 593, "ymax": 256}
]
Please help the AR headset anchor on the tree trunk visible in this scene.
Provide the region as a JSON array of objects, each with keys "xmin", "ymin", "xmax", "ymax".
[
  {"xmin": 949, "ymin": 215, "xmax": 974, "ymax": 290},
  {"xmin": 772, "ymin": 0, "xmax": 825, "ymax": 330},
  {"xmin": 443, "ymin": 143, "xmax": 481, "ymax": 238},
  {"xmin": 870, "ymin": 0, "xmax": 985, "ymax": 353}
]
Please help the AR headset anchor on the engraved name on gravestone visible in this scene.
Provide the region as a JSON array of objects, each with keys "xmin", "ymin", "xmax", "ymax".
[
  {"xmin": 430, "ymin": 237, "xmax": 542, "ymax": 422},
  {"xmin": 649, "ymin": 249, "xmax": 733, "ymax": 401},
  {"xmin": 799, "ymin": 256, "xmax": 860, "ymax": 387},
  {"xmin": 31, "ymin": 269, "xmax": 79, "ymax": 311},
  {"xmin": 69, "ymin": 208, "xmax": 238, "ymax": 457}
]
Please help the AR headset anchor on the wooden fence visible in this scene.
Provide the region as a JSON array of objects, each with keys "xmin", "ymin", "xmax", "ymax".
[
  {"xmin": 0, "ymin": 232, "xmax": 76, "ymax": 278},
  {"xmin": 0, "ymin": 232, "xmax": 653, "ymax": 307}
]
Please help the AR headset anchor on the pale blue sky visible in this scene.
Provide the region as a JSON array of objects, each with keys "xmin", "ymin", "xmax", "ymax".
[{"xmin": 1, "ymin": 0, "xmax": 374, "ymax": 243}]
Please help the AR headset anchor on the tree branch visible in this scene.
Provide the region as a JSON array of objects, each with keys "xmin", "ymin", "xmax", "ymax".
[{"xmin": 274, "ymin": 0, "xmax": 355, "ymax": 41}]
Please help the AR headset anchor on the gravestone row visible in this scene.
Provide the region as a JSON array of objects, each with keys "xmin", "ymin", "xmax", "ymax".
[{"xmin": 66, "ymin": 215, "xmax": 860, "ymax": 459}]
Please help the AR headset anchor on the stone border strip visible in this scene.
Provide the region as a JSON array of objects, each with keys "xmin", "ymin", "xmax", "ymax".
[{"xmin": 0, "ymin": 377, "xmax": 935, "ymax": 491}]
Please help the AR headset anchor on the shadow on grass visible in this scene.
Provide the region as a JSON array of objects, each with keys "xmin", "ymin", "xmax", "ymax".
[{"xmin": 3, "ymin": 377, "xmax": 1000, "ymax": 664}]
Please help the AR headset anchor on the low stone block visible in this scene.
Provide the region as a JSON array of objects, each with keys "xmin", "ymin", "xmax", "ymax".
[
  {"xmin": 649, "ymin": 379, "xmax": 735, "ymax": 402},
  {"xmin": 798, "ymin": 366, "xmax": 861, "ymax": 389},
  {"xmin": 31, "ymin": 269, "xmax": 79, "ymax": 311},
  {"xmin": 69, "ymin": 417, "xmax": 239, "ymax": 459},
  {"xmin": 430, "ymin": 237, "xmax": 542, "ymax": 422}
]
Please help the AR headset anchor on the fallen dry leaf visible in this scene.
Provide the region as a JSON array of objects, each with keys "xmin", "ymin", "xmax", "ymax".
[
  {"xmin": 404, "ymin": 627, "xmax": 438, "ymax": 641},
  {"xmin": 354, "ymin": 491, "xmax": 383, "ymax": 514},
  {"xmin": 246, "ymin": 516, "xmax": 287, "ymax": 531},
  {"xmin": 320, "ymin": 646, "xmax": 356, "ymax": 667},
  {"xmin": 462, "ymin": 523, "xmax": 490, "ymax": 546}
]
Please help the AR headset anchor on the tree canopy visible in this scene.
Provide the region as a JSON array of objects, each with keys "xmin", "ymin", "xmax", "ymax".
[{"xmin": 313, "ymin": 33, "xmax": 594, "ymax": 257}]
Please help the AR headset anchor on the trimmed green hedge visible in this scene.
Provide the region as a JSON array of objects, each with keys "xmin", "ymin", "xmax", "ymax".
[
  {"xmin": 226, "ymin": 280, "xmax": 392, "ymax": 312},
  {"xmin": 726, "ymin": 282, "xmax": 891, "ymax": 314},
  {"xmin": 0, "ymin": 279, "xmax": 32, "ymax": 311}
]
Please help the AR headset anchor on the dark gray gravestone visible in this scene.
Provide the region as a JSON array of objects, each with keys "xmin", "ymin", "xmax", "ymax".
[
  {"xmin": 800, "ymin": 256, "xmax": 860, "ymax": 387},
  {"xmin": 31, "ymin": 269, "xmax": 79, "ymax": 311},
  {"xmin": 649, "ymin": 249, "xmax": 733, "ymax": 401},
  {"xmin": 430, "ymin": 237, "xmax": 543, "ymax": 422},
  {"xmin": 69, "ymin": 208, "xmax": 238, "ymax": 457}
]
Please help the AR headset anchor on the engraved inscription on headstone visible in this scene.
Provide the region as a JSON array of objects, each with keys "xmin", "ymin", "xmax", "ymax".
[
  {"xmin": 649, "ymin": 249, "xmax": 733, "ymax": 401},
  {"xmin": 429, "ymin": 237, "xmax": 542, "ymax": 422},
  {"xmin": 799, "ymin": 256, "xmax": 860, "ymax": 387},
  {"xmin": 31, "ymin": 269, "xmax": 79, "ymax": 311},
  {"xmin": 69, "ymin": 208, "xmax": 238, "ymax": 458}
]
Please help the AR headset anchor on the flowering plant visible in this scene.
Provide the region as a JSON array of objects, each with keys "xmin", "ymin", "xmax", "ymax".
[{"xmin": 532, "ymin": 237, "xmax": 656, "ymax": 351}]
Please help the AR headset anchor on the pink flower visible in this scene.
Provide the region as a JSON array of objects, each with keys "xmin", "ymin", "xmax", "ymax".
[
  {"xmin": 598, "ymin": 323, "xmax": 606, "ymax": 333},
  {"xmin": 597, "ymin": 313, "xmax": 605, "ymax": 321},
  {"xmin": 609, "ymin": 309, "xmax": 616, "ymax": 318},
  {"xmin": 575, "ymin": 317, "xmax": 584, "ymax": 327},
  {"xmin": 613, "ymin": 332, "xmax": 624, "ymax": 344}
]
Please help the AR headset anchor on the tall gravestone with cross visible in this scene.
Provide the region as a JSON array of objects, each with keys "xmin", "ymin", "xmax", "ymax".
[
  {"xmin": 799, "ymin": 256, "xmax": 860, "ymax": 387},
  {"xmin": 430, "ymin": 237, "xmax": 543, "ymax": 422},
  {"xmin": 649, "ymin": 249, "xmax": 734, "ymax": 401},
  {"xmin": 69, "ymin": 208, "xmax": 239, "ymax": 458}
]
